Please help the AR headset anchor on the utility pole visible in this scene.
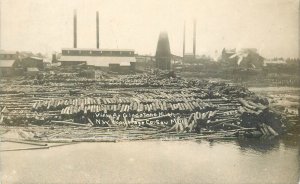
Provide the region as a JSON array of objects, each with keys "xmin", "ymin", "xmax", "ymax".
[
  {"xmin": 96, "ymin": 11, "xmax": 99, "ymax": 49},
  {"xmin": 183, "ymin": 21, "xmax": 186, "ymax": 57}
]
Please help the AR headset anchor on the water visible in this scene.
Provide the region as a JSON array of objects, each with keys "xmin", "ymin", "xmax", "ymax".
[{"xmin": 1, "ymin": 136, "xmax": 299, "ymax": 184}]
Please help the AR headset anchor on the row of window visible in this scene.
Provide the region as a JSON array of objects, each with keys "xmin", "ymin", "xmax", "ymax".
[
  {"xmin": 0, "ymin": 54, "xmax": 16, "ymax": 59},
  {"xmin": 62, "ymin": 50, "xmax": 134, "ymax": 56}
]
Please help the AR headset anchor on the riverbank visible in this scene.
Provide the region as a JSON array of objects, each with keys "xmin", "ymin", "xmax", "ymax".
[{"xmin": 249, "ymin": 86, "xmax": 299, "ymax": 131}]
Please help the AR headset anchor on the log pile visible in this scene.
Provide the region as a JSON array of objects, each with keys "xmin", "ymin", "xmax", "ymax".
[{"xmin": 0, "ymin": 72, "xmax": 287, "ymax": 139}]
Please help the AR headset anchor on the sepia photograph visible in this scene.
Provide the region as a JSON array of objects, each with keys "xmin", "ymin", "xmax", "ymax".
[{"xmin": 0, "ymin": 0, "xmax": 299, "ymax": 183}]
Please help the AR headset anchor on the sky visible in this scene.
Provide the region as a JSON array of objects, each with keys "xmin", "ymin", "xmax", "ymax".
[{"xmin": 0, "ymin": 0, "xmax": 299, "ymax": 58}]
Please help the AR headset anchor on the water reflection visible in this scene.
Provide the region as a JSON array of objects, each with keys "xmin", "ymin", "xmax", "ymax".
[
  {"xmin": 195, "ymin": 133, "xmax": 300, "ymax": 154},
  {"xmin": 237, "ymin": 137, "xmax": 280, "ymax": 153},
  {"xmin": 204, "ymin": 130, "xmax": 300, "ymax": 183},
  {"xmin": 216, "ymin": 126, "xmax": 300, "ymax": 152}
]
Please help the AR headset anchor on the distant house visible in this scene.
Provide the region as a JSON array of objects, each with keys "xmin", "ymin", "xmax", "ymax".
[
  {"xmin": 221, "ymin": 48, "xmax": 236, "ymax": 64},
  {"xmin": 264, "ymin": 59, "xmax": 286, "ymax": 67},
  {"xmin": 286, "ymin": 58, "xmax": 300, "ymax": 66},
  {"xmin": 0, "ymin": 50, "xmax": 18, "ymax": 60},
  {"xmin": 21, "ymin": 57, "xmax": 44, "ymax": 69},
  {"xmin": 183, "ymin": 53, "xmax": 212, "ymax": 65},
  {"xmin": 183, "ymin": 53, "xmax": 195, "ymax": 63},
  {"xmin": 171, "ymin": 54, "xmax": 183, "ymax": 64},
  {"xmin": 0, "ymin": 50, "xmax": 21, "ymax": 76},
  {"xmin": 221, "ymin": 48, "xmax": 264, "ymax": 68},
  {"xmin": 135, "ymin": 55, "xmax": 154, "ymax": 63},
  {"xmin": 0, "ymin": 60, "xmax": 17, "ymax": 76}
]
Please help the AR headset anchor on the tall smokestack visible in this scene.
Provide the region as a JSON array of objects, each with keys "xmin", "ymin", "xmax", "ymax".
[
  {"xmin": 96, "ymin": 11, "xmax": 99, "ymax": 49},
  {"xmin": 183, "ymin": 21, "xmax": 186, "ymax": 57},
  {"xmin": 193, "ymin": 19, "xmax": 197, "ymax": 58},
  {"xmin": 73, "ymin": 9, "xmax": 77, "ymax": 48},
  {"xmin": 0, "ymin": 0, "xmax": 2, "ymax": 49},
  {"xmin": 155, "ymin": 32, "xmax": 171, "ymax": 70},
  {"xmin": 299, "ymin": 1, "xmax": 300, "ymax": 58}
]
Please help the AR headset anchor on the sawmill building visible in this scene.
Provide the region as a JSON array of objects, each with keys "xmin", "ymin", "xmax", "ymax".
[{"xmin": 59, "ymin": 48, "xmax": 136, "ymax": 68}]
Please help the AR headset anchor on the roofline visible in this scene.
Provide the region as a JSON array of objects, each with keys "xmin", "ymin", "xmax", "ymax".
[
  {"xmin": 62, "ymin": 48, "xmax": 135, "ymax": 52},
  {"xmin": 0, "ymin": 60, "xmax": 16, "ymax": 67},
  {"xmin": 0, "ymin": 50, "xmax": 18, "ymax": 54},
  {"xmin": 0, "ymin": 60, "xmax": 16, "ymax": 63},
  {"xmin": 27, "ymin": 56, "xmax": 43, "ymax": 60}
]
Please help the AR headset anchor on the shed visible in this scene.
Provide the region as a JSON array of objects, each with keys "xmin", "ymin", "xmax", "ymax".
[{"xmin": 0, "ymin": 60, "xmax": 17, "ymax": 76}]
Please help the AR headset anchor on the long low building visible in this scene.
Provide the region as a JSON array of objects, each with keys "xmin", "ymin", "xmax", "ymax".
[{"xmin": 59, "ymin": 48, "xmax": 136, "ymax": 67}]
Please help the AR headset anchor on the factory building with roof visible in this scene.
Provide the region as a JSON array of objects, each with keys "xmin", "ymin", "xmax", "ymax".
[{"xmin": 59, "ymin": 48, "xmax": 136, "ymax": 67}]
